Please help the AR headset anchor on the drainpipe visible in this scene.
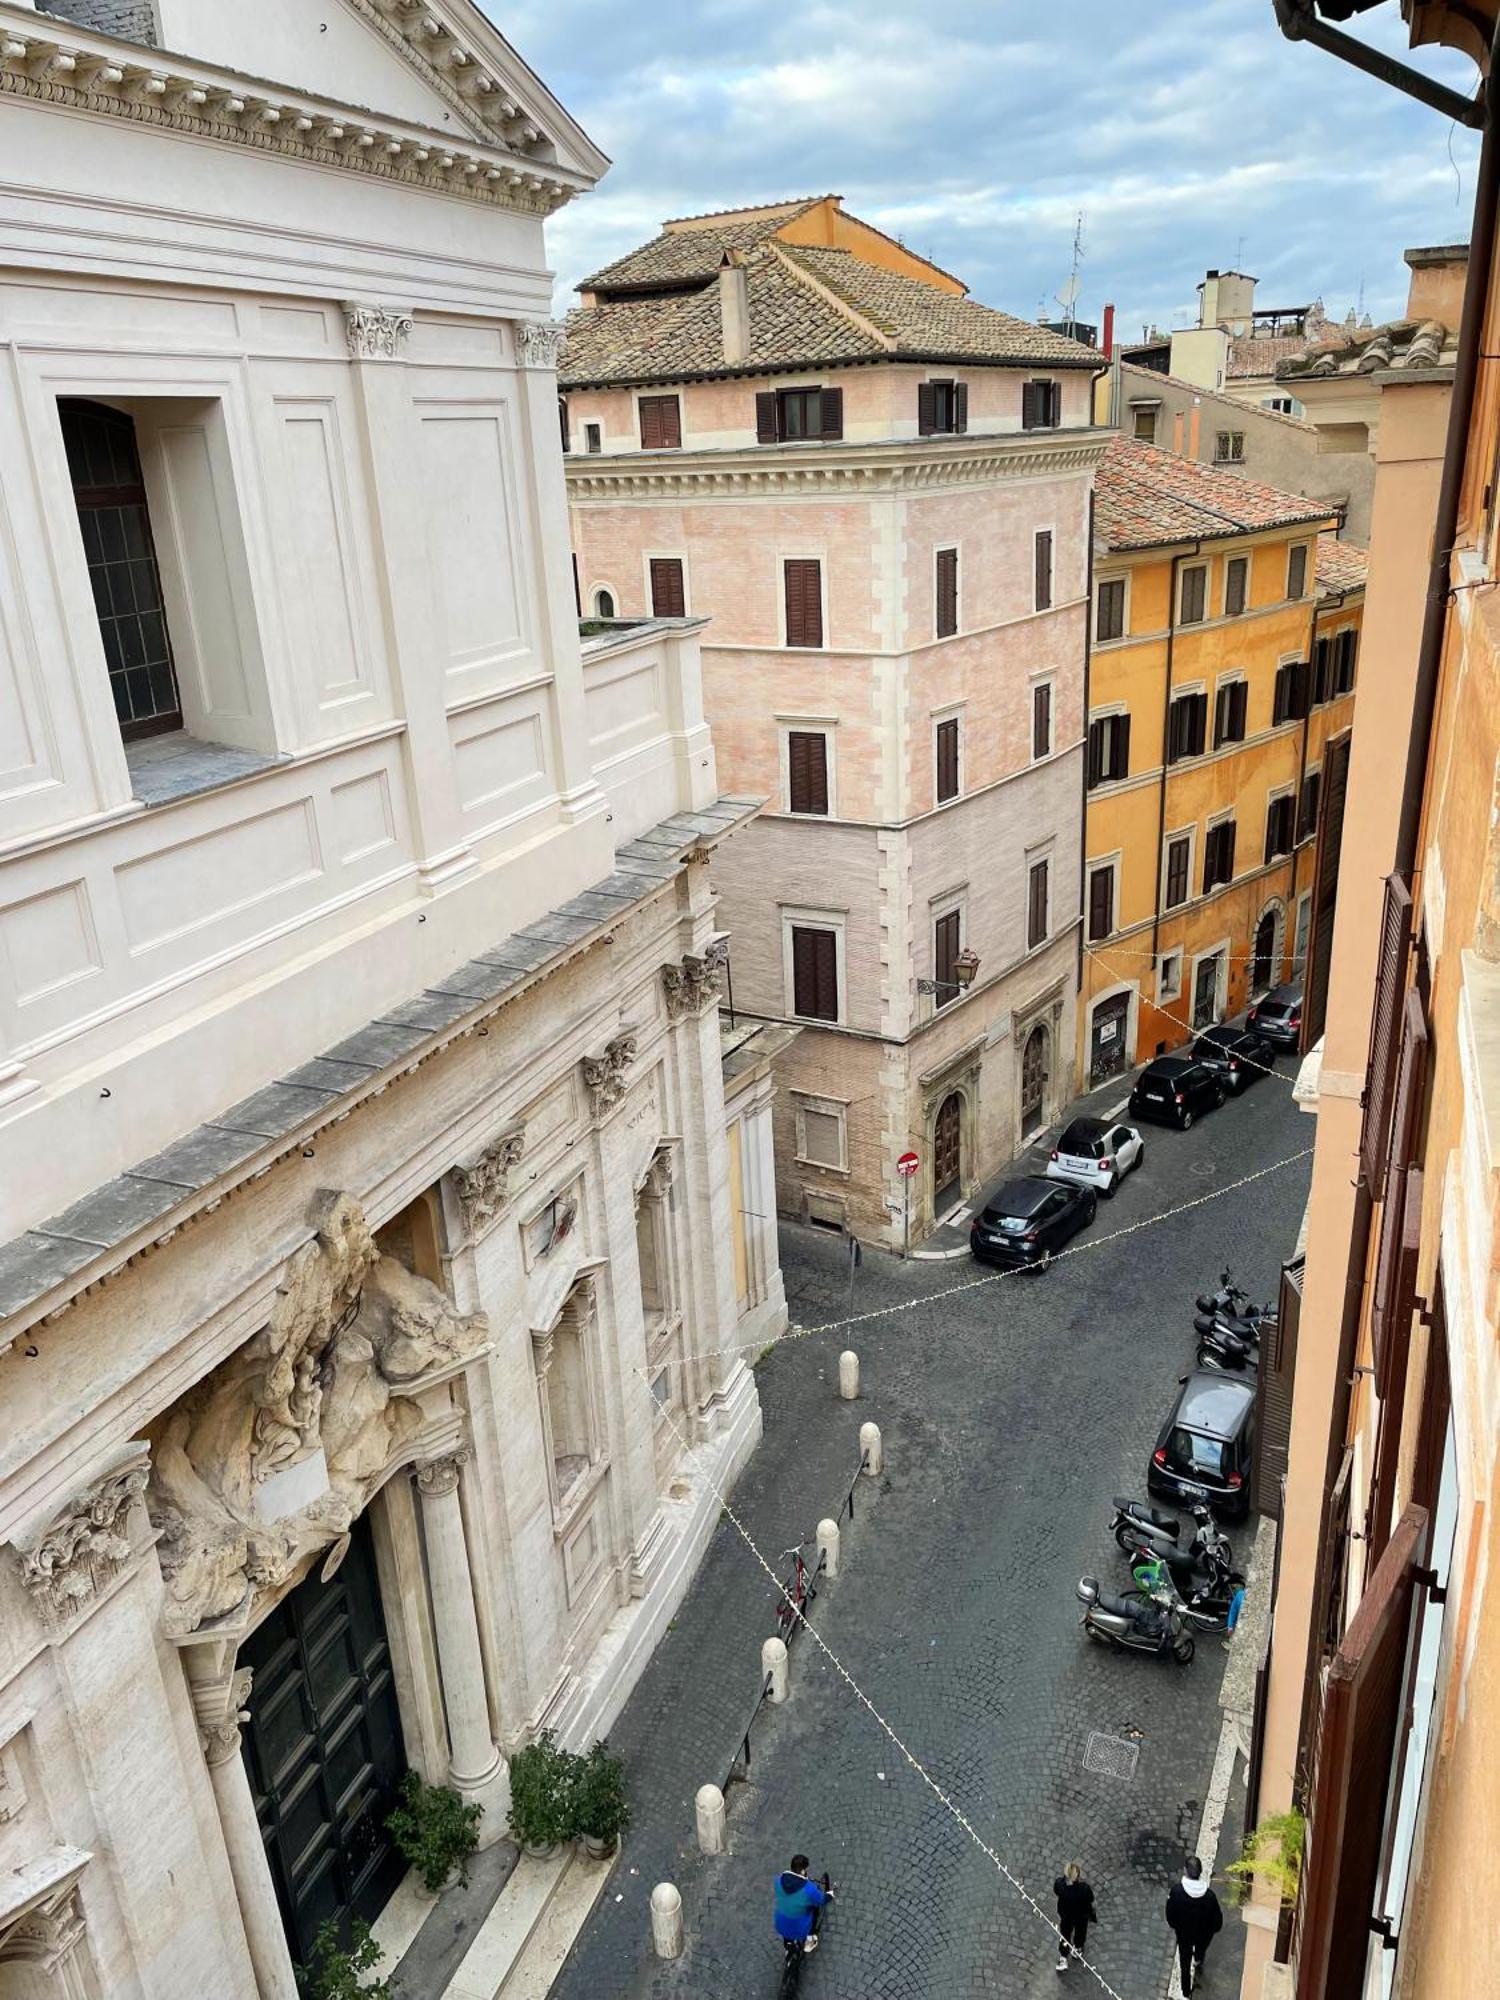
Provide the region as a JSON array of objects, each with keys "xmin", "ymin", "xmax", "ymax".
[
  {"xmin": 1151, "ymin": 541, "xmax": 1202, "ymax": 972},
  {"xmin": 1079, "ymin": 486, "xmax": 1097, "ymax": 999}
]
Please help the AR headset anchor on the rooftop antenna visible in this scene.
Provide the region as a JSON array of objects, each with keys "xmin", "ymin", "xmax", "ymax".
[
  {"xmin": 1054, "ymin": 212, "xmax": 1085, "ymax": 335},
  {"xmin": 1234, "ymin": 232, "xmax": 1245, "ymax": 270}
]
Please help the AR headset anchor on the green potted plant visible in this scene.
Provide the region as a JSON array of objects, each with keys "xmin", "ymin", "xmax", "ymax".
[
  {"xmin": 506, "ymin": 1729, "xmax": 575, "ymax": 1858},
  {"xmin": 385, "ymin": 1772, "xmax": 483, "ymax": 1897},
  {"xmin": 1226, "ymin": 1810, "xmax": 1305, "ymax": 1907},
  {"xmin": 573, "ymin": 1740, "xmax": 630, "ymax": 1858},
  {"xmin": 296, "ymin": 1919, "xmax": 391, "ymax": 2000}
]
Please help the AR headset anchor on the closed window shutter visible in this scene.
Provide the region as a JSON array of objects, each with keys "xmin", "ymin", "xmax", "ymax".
[
  {"xmin": 755, "ymin": 392, "xmax": 778, "ymax": 443},
  {"xmin": 934, "ymin": 910, "xmax": 959, "ymax": 1000},
  {"xmin": 1166, "ymin": 836, "xmax": 1188, "ymax": 907},
  {"xmin": 1287, "ymin": 543, "xmax": 1307, "ymax": 598},
  {"xmin": 1028, "ymin": 860, "xmax": 1048, "ymax": 947},
  {"xmin": 1021, "ymin": 381, "xmax": 1039, "ymax": 430},
  {"xmin": 661, "ymin": 396, "xmax": 681, "ymax": 448},
  {"xmin": 1190, "ymin": 692, "xmax": 1207, "ymax": 755},
  {"xmin": 1222, "ymin": 819, "xmax": 1236, "ymax": 882},
  {"xmin": 639, "ymin": 396, "xmax": 680, "ymax": 449},
  {"xmin": 1215, "ymin": 684, "xmax": 1232, "ymax": 748},
  {"xmin": 1303, "ymin": 731, "xmax": 1351, "ymax": 1048},
  {"xmin": 792, "ymin": 927, "xmax": 838, "ymax": 1020},
  {"xmin": 1264, "ymin": 801, "xmax": 1277, "ymax": 866},
  {"xmin": 1360, "ymin": 873, "xmax": 1415, "ymax": 1186},
  {"xmin": 787, "ymin": 731, "xmax": 829, "ymax": 814},
  {"xmin": 1116, "ymin": 713, "xmax": 1131, "ymax": 779},
  {"xmin": 1034, "ymin": 530, "xmax": 1053, "ymax": 611},
  {"xmin": 1086, "ymin": 720, "xmax": 1104, "ymax": 789},
  {"xmin": 918, "ymin": 382, "xmax": 937, "ymax": 435},
  {"xmin": 1032, "ymin": 683, "xmax": 1051, "ymax": 760},
  {"xmin": 820, "ymin": 386, "xmax": 843, "ymax": 440},
  {"xmin": 649, "ymin": 557, "xmax": 685, "ymax": 618},
  {"xmin": 1088, "ymin": 867, "xmax": 1112, "ymax": 941},
  {"xmin": 935, "ymin": 548, "xmax": 959, "ymax": 637},
  {"xmin": 1231, "ymin": 680, "xmax": 1248, "ymax": 740},
  {"xmin": 784, "ymin": 559, "xmax": 823, "ymax": 648},
  {"xmin": 1369, "ymin": 989, "xmax": 1428, "ymax": 1386},
  {"xmin": 953, "ymin": 381, "xmax": 968, "ymax": 433},
  {"xmin": 1226, "ymin": 558, "xmax": 1247, "ymax": 616},
  {"xmin": 559, "ymin": 396, "xmax": 570, "ymax": 453},
  {"xmin": 1366, "ymin": 1162, "xmax": 1424, "ymax": 1564},
  {"xmin": 935, "ymin": 717, "xmax": 959, "ymax": 801}
]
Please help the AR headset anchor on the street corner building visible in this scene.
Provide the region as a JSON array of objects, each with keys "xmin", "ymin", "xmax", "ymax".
[
  {"xmin": 1079, "ymin": 437, "xmax": 1366, "ymax": 1088},
  {"xmin": 561, "ymin": 195, "xmax": 1110, "ymax": 1247},
  {"xmin": 0, "ymin": 4, "xmax": 789, "ymax": 1992}
]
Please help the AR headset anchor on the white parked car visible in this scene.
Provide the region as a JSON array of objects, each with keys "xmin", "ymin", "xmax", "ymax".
[{"xmin": 1045, "ymin": 1115, "xmax": 1144, "ymax": 1198}]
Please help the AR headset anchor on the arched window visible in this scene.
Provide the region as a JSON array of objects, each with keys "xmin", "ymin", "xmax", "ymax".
[{"xmin": 592, "ymin": 587, "xmax": 616, "ymax": 619}]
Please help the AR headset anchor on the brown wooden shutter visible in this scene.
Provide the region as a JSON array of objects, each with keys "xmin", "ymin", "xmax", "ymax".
[
  {"xmin": 1115, "ymin": 713, "xmax": 1131, "ymax": 779},
  {"xmin": 918, "ymin": 382, "xmax": 937, "ymax": 435},
  {"xmin": 1296, "ymin": 1505, "xmax": 1430, "ymax": 2000},
  {"xmin": 1032, "ymin": 683, "xmax": 1051, "ymax": 760},
  {"xmin": 953, "ymin": 381, "xmax": 968, "ymax": 433},
  {"xmin": 755, "ymin": 391, "xmax": 778, "ymax": 443},
  {"xmin": 649, "ymin": 557, "xmax": 686, "ymax": 618},
  {"xmin": 784, "ymin": 559, "xmax": 823, "ymax": 648},
  {"xmin": 1366, "ymin": 1164, "xmax": 1423, "ymax": 1567},
  {"xmin": 639, "ymin": 395, "xmax": 680, "ymax": 449},
  {"xmin": 1021, "ymin": 380, "xmax": 1039, "ymax": 430},
  {"xmin": 787, "ymin": 730, "xmax": 829, "ymax": 815},
  {"xmin": 792, "ymin": 926, "xmax": 838, "ymax": 1020},
  {"xmin": 1368, "ymin": 988, "xmax": 1429, "ymax": 1387},
  {"xmin": 1232, "ymin": 681, "xmax": 1248, "ymax": 741},
  {"xmin": 1028, "ymin": 859, "xmax": 1049, "ymax": 947},
  {"xmin": 1223, "ymin": 818, "xmax": 1236, "ymax": 882},
  {"xmin": 1087, "ymin": 866, "xmax": 1113, "ymax": 942},
  {"xmin": 571, "ymin": 553, "xmax": 581, "ymax": 617},
  {"xmin": 819, "ymin": 386, "xmax": 843, "ymax": 440},
  {"xmin": 1189, "ymin": 692, "xmax": 1207, "ymax": 755},
  {"xmin": 935, "ymin": 717, "xmax": 959, "ymax": 801},
  {"xmin": 935, "ymin": 547, "xmax": 958, "ymax": 637},
  {"xmin": 934, "ymin": 909, "xmax": 960, "ymax": 999},
  {"xmin": 1034, "ymin": 530, "xmax": 1053, "ymax": 611},
  {"xmin": 1410, "ymin": 1272, "xmax": 1450, "ymax": 1517},
  {"xmin": 1086, "ymin": 720, "xmax": 1103, "ymax": 789},
  {"xmin": 661, "ymin": 395, "xmax": 681, "ymax": 448},
  {"xmin": 1253, "ymin": 1256, "xmax": 1303, "ymax": 1519},
  {"xmin": 559, "ymin": 395, "xmax": 571, "ymax": 453},
  {"xmin": 1360, "ymin": 874, "xmax": 1415, "ymax": 1187},
  {"xmin": 1302, "ymin": 730, "xmax": 1351, "ymax": 1049}
]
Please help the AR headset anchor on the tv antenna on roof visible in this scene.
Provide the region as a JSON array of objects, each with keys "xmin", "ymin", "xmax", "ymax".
[
  {"xmin": 1055, "ymin": 212, "xmax": 1085, "ymax": 335},
  {"xmin": 1234, "ymin": 232, "xmax": 1245, "ymax": 269}
]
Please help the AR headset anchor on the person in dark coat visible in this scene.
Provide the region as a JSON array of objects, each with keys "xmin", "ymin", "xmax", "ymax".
[
  {"xmin": 1164, "ymin": 1857, "xmax": 1223, "ymax": 1995},
  {"xmin": 1053, "ymin": 1861, "xmax": 1096, "ymax": 1972}
]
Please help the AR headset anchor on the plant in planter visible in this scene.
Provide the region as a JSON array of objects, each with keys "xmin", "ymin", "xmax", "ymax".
[
  {"xmin": 385, "ymin": 1772, "xmax": 483, "ymax": 1896},
  {"xmin": 296, "ymin": 1919, "xmax": 392, "ymax": 2000},
  {"xmin": 573, "ymin": 1740, "xmax": 631, "ymax": 1857},
  {"xmin": 1226, "ymin": 1810, "xmax": 1305, "ymax": 1907},
  {"xmin": 506, "ymin": 1729, "xmax": 576, "ymax": 1857}
]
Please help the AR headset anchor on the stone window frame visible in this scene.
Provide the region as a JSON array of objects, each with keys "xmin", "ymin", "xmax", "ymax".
[
  {"xmin": 642, "ymin": 547, "xmax": 689, "ymax": 619},
  {"xmin": 777, "ymin": 713, "xmax": 838, "ymax": 817},
  {"xmin": 1157, "ymin": 948, "xmax": 1184, "ymax": 1003},
  {"xmin": 633, "ymin": 1148, "xmax": 686, "ymax": 1453},
  {"xmin": 932, "ymin": 702, "xmax": 965, "ymax": 802},
  {"xmin": 590, "ymin": 581, "xmax": 621, "ymax": 619},
  {"xmin": 1161, "ymin": 821, "xmax": 1197, "ymax": 911},
  {"xmin": 1094, "ymin": 570, "xmax": 1130, "ymax": 644},
  {"xmin": 532, "ymin": 1274, "xmax": 608, "ymax": 1529},
  {"xmin": 781, "ymin": 903, "xmax": 848, "ymax": 1026},
  {"xmin": 792, "ymin": 1091, "xmax": 850, "ymax": 1176}
]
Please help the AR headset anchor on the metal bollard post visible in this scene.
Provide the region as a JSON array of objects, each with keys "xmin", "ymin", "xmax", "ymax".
[
  {"xmin": 761, "ymin": 1634, "xmax": 789, "ymax": 1703},
  {"xmin": 839, "ymin": 1350, "xmax": 860, "ymax": 1400},
  {"xmin": 816, "ymin": 1517, "xmax": 840, "ymax": 1579},
  {"xmin": 860, "ymin": 1420, "xmax": 883, "ymax": 1476},
  {"xmin": 695, "ymin": 1783, "xmax": 726, "ymax": 1855},
  {"xmin": 650, "ymin": 1882, "xmax": 684, "ymax": 1959}
]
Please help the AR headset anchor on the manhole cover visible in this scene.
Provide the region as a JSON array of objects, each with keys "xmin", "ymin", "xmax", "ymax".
[{"xmin": 1084, "ymin": 1730, "xmax": 1141, "ymax": 1780}]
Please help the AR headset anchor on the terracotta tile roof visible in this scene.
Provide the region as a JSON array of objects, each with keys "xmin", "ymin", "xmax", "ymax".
[
  {"xmin": 1279, "ymin": 317, "xmax": 1457, "ymax": 383},
  {"xmin": 580, "ymin": 200, "xmax": 822, "ymax": 293},
  {"xmin": 1315, "ymin": 532, "xmax": 1368, "ymax": 596},
  {"xmin": 1226, "ymin": 331, "xmax": 1322, "ymax": 379},
  {"xmin": 1094, "ymin": 436, "xmax": 1337, "ymax": 552},
  {"xmin": 561, "ymin": 242, "xmax": 1101, "ymax": 388}
]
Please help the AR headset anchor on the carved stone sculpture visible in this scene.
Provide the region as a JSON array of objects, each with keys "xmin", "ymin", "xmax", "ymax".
[
  {"xmin": 342, "ymin": 301, "xmax": 414, "ymax": 360},
  {"xmin": 516, "ymin": 318, "xmax": 566, "ymax": 370},
  {"xmin": 452, "ymin": 1125, "xmax": 526, "ymax": 1234},
  {"xmin": 662, "ymin": 939, "xmax": 730, "ymax": 1019},
  {"xmin": 581, "ymin": 1033, "xmax": 637, "ymax": 1117},
  {"xmin": 147, "ymin": 1192, "xmax": 486, "ymax": 1635},
  {"xmin": 14, "ymin": 1444, "xmax": 150, "ymax": 1625}
]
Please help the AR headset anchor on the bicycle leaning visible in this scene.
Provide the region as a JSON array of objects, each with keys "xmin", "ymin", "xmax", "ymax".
[
  {"xmin": 772, "ymin": 1538, "xmax": 820, "ymax": 1642},
  {"xmin": 772, "ymin": 1858, "xmax": 833, "ymax": 1996}
]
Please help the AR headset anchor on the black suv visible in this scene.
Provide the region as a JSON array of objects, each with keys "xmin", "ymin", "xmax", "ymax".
[
  {"xmin": 1192, "ymin": 1024, "xmax": 1276, "ymax": 1093},
  {"xmin": 1246, "ymin": 983, "xmax": 1303, "ymax": 1051},
  {"xmin": 969, "ymin": 1176, "xmax": 1096, "ymax": 1270},
  {"xmin": 1127, "ymin": 1056, "xmax": 1225, "ymax": 1130},
  {"xmin": 1148, "ymin": 1370, "xmax": 1255, "ymax": 1520}
]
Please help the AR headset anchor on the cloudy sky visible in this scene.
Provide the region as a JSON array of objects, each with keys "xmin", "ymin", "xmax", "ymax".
[{"xmin": 483, "ymin": 0, "xmax": 1480, "ymax": 335}]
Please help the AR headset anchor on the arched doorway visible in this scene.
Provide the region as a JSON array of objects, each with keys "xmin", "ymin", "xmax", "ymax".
[
  {"xmin": 1252, "ymin": 908, "xmax": 1279, "ymax": 995},
  {"xmin": 933, "ymin": 1091, "xmax": 963, "ymax": 1215},
  {"xmin": 1020, "ymin": 1024, "xmax": 1049, "ymax": 1138}
]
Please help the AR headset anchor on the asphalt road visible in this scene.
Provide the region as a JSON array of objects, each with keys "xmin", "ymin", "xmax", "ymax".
[{"xmin": 551, "ymin": 1060, "xmax": 1311, "ymax": 2000}]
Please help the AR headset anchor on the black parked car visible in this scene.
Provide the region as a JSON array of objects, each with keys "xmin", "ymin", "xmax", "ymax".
[
  {"xmin": 969, "ymin": 1175, "xmax": 1097, "ymax": 1270},
  {"xmin": 1246, "ymin": 983, "xmax": 1303, "ymax": 1050},
  {"xmin": 1127, "ymin": 1056, "xmax": 1225, "ymax": 1130},
  {"xmin": 1192, "ymin": 1024, "xmax": 1277, "ymax": 1093},
  {"xmin": 1148, "ymin": 1370, "xmax": 1256, "ymax": 1520}
]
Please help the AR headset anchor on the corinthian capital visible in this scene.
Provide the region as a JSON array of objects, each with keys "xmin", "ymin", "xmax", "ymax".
[
  {"xmin": 342, "ymin": 300, "xmax": 414, "ymax": 360},
  {"xmin": 516, "ymin": 318, "xmax": 566, "ymax": 370}
]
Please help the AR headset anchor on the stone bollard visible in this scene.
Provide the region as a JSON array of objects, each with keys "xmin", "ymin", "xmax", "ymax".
[
  {"xmin": 816, "ymin": 1517, "xmax": 840, "ymax": 1579},
  {"xmin": 860, "ymin": 1420, "xmax": 883, "ymax": 1476},
  {"xmin": 839, "ymin": 1350, "xmax": 860, "ymax": 1400},
  {"xmin": 761, "ymin": 1634, "xmax": 789, "ymax": 1704},
  {"xmin": 695, "ymin": 1782, "xmax": 726, "ymax": 1855},
  {"xmin": 650, "ymin": 1881, "xmax": 684, "ymax": 1959}
]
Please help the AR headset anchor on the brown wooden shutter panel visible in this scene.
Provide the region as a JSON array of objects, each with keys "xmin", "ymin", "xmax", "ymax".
[
  {"xmin": 1253, "ymin": 1256, "xmax": 1302, "ymax": 1519},
  {"xmin": 820, "ymin": 386, "xmax": 843, "ymax": 440},
  {"xmin": 1369, "ymin": 988, "xmax": 1428, "ymax": 1388},
  {"xmin": 935, "ymin": 547, "xmax": 958, "ymax": 637},
  {"xmin": 1086, "ymin": 721, "xmax": 1103, "ymax": 789},
  {"xmin": 1032, "ymin": 683, "xmax": 1051, "ymax": 760},
  {"xmin": 787, "ymin": 731, "xmax": 828, "ymax": 814},
  {"xmin": 935, "ymin": 717, "xmax": 959, "ymax": 801},
  {"xmin": 649, "ymin": 557, "xmax": 685, "ymax": 619},
  {"xmin": 934, "ymin": 910, "xmax": 959, "ymax": 995},
  {"xmin": 1296, "ymin": 1505, "xmax": 1429, "ymax": 2000},
  {"xmin": 1223, "ymin": 819, "xmax": 1236, "ymax": 882},
  {"xmin": 918, "ymin": 382, "xmax": 937, "ymax": 435},
  {"xmin": 1366, "ymin": 1164, "xmax": 1423, "ymax": 1566},
  {"xmin": 755, "ymin": 392, "xmax": 778, "ymax": 443},
  {"xmin": 792, "ymin": 927, "xmax": 838, "ymax": 1020},
  {"xmin": 784, "ymin": 559, "xmax": 823, "ymax": 648},
  {"xmin": 1088, "ymin": 867, "xmax": 1112, "ymax": 941},
  {"xmin": 1021, "ymin": 381, "xmax": 1039, "ymax": 430},
  {"xmin": 1302, "ymin": 730, "xmax": 1351, "ymax": 1049},
  {"xmin": 1360, "ymin": 873, "xmax": 1414, "ymax": 1187},
  {"xmin": 1034, "ymin": 530, "xmax": 1053, "ymax": 611},
  {"xmin": 953, "ymin": 382, "xmax": 968, "ymax": 433},
  {"xmin": 1233, "ymin": 681, "xmax": 1248, "ymax": 739}
]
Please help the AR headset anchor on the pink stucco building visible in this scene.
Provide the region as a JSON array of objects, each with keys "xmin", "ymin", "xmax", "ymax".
[{"xmin": 564, "ymin": 197, "xmax": 1109, "ymax": 1244}]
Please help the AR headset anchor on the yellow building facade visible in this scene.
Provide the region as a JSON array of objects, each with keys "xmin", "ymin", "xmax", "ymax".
[{"xmin": 1081, "ymin": 440, "xmax": 1364, "ymax": 1084}]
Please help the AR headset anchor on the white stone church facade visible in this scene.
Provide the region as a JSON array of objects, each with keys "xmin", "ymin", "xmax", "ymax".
[{"xmin": 0, "ymin": 4, "xmax": 779, "ymax": 1994}]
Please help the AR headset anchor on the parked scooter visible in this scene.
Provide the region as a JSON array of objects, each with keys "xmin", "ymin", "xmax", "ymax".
[
  {"xmin": 1110, "ymin": 1497, "xmax": 1235, "ymax": 1570},
  {"xmin": 1194, "ymin": 1320, "xmax": 1259, "ymax": 1374},
  {"xmin": 1195, "ymin": 1269, "xmax": 1275, "ymax": 1325},
  {"xmin": 1130, "ymin": 1553, "xmax": 1246, "ymax": 1632},
  {"xmin": 1076, "ymin": 1575, "xmax": 1195, "ymax": 1662}
]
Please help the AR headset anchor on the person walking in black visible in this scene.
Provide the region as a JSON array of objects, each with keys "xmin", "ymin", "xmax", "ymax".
[
  {"xmin": 1053, "ymin": 1861, "xmax": 1096, "ymax": 1972},
  {"xmin": 1164, "ymin": 1857, "xmax": 1223, "ymax": 1995}
]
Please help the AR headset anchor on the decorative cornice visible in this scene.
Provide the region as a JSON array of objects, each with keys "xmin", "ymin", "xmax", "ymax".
[
  {"xmin": 517, "ymin": 319, "xmax": 567, "ymax": 370},
  {"xmin": 0, "ymin": 29, "xmax": 578, "ymax": 215},
  {"xmin": 11, "ymin": 1443, "xmax": 149, "ymax": 1627},
  {"xmin": 567, "ymin": 431, "xmax": 1111, "ymax": 502},
  {"xmin": 452, "ymin": 1123, "xmax": 526, "ymax": 1235},
  {"xmin": 342, "ymin": 301, "xmax": 414, "ymax": 360}
]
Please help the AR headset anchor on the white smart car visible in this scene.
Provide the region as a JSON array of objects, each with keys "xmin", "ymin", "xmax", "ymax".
[{"xmin": 1044, "ymin": 1115, "xmax": 1144, "ymax": 1198}]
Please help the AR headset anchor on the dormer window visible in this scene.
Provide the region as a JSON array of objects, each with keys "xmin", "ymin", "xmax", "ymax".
[{"xmin": 919, "ymin": 379, "xmax": 968, "ymax": 435}]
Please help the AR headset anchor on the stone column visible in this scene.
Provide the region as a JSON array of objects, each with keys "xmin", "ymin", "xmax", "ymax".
[
  {"xmin": 201, "ymin": 1676, "xmax": 299, "ymax": 2000},
  {"xmin": 414, "ymin": 1454, "xmax": 509, "ymax": 1841}
]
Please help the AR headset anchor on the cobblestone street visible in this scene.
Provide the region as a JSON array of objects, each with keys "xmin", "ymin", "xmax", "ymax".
[{"xmin": 553, "ymin": 1064, "xmax": 1311, "ymax": 2000}]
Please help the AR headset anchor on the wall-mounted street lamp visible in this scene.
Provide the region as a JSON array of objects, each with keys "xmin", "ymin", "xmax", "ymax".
[{"xmin": 916, "ymin": 947, "xmax": 981, "ymax": 999}]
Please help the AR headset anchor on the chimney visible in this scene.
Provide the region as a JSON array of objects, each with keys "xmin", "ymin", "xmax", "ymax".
[{"xmin": 719, "ymin": 250, "xmax": 749, "ymax": 366}]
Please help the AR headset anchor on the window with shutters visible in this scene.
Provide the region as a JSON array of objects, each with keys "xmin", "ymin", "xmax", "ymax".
[
  {"xmin": 1360, "ymin": 875, "xmax": 1417, "ymax": 1196},
  {"xmin": 934, "ymin": 545, "xmax": 959, "ymax": 638},
  {"xmin": 1163, "ymin": 833, "xmax": 1192, "ymax": 910},
  {"xmin": 758, "ymin": 385, "xmax": 844, "ymax": 443},
  {"xmin": 585, "ymin": 422, "xmax": 602, "ymax": 454},
  {"xmin": 1263, "ymin": 791, "xmax": 1295, "ymax": 863},
  {"xmin": 1286, "ymin": 540, "xmax": 1309, "ymax": 599},
  {"xmin": 1087, "ymin": 863, "xmax": 1115, "ymax": 942},
  {"xmin": 649, "ymin": 556, "xmax": 686, "ymax": 618},
  {"xmin": 1031, "ymin": 681, "xmax": 1053, "ymax": 761},
  {"xmin": 1179, "ymin": 564, "xmax": 1208, "ymax": 625},
  {"xmin": 1214, "ymin": 430, "xmax": 1245, "ymax": 463},
  {"xmin": 1167, "ymin": 690, "xmax": 1208, "ymax": 762},
  {"xmin": 1213, "ymin": 678, "xmax": 1248, "ymax": 747},
  {"xmin": 1026, "ymin": 856, "xmax": 1050, "ymax": 949},
  {"xmin": 1202, "ymin": 818, "xmax": 1236, "ymax": 892},
  {"xmin": 919, "ymin": 379, "xmax": 967, "ymax": 434},
  {"xmin": 1095, "ymin": 576, "xmax": 1126, "ymax": 641},
  {"xmin": 1272, "ymin": 658, "xmax": 1310, "ymax": 725},
  {"xmin": 638, "ymin": 394, "xmax": 681, "ymax": 450},
  {"xmin": 933, "ymin": 908, "xmax": 961, "ymax": 1006},
  {"xmin": 1130, "ymin": 402, "xmax": 1158, "ymax": 441},
  {"xmin": 789, "ymin": 923, "xmax": 840, "ymax": 1022},
  {"xmin": 1312, "ymin": 635, "xmax": 1333, "ymax": 706},
  {"xmin": 1333, "ymin": 627, "xmax": 1358, "ymax": 695},
  {"xmin": 1302, "ymin": 730, "xmax": 1351, "ymax": 1048},
  {"xmin": 1021, "ymin": 378, "xmax": 1061, "ymax": 430},
  {"xmin": 786, "ymin": 729, "xmax": 830, "ymax": 815},
  {"xmin": 1086, "ymin": 712, "xmax": 1130, "ymax": 787},
  {"xmin": 1297, "ymin": 767, "xmax": 1321, "ymax": 842},
  {"xmin": 934, "ymin": 715, "xmax": 960, "ymax": 802},
  {"xmin": 1033, "ymin": 529, "xmax": 1053, "ymax": 612},
  {"xmin": 783, "ymin": 558, "xmax": 824, "ymax": 649},
  {"xmin": 1224, "ymin": 555, "xmax": 1249, "ymax": 617}
]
